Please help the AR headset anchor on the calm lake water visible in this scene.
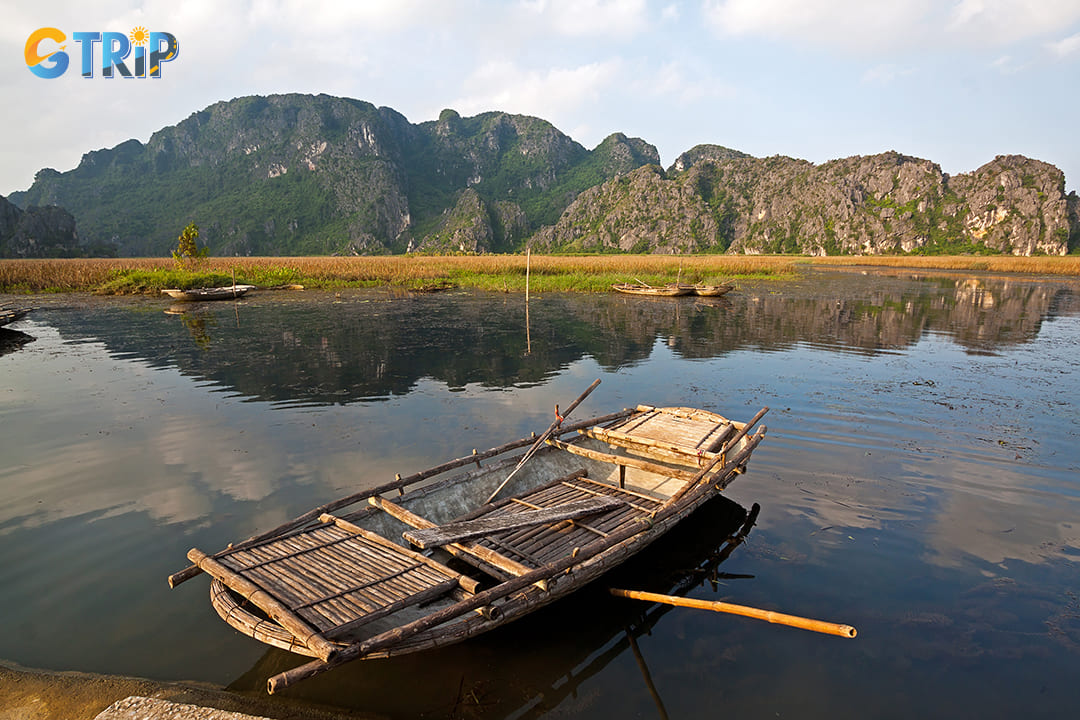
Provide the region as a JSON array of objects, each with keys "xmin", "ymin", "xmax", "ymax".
[{"xmin": 2, "ymin": 267, "xmax": 1079, "ymax": 719}]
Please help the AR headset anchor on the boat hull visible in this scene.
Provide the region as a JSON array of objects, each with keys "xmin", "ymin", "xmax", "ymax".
[
  {"xmin": 172, "ymin": 403, "xmax": 768, "ymax": 692},
  {"xmin": 161, "ymin": 285, "xmax": 255, "ymax": 301}
]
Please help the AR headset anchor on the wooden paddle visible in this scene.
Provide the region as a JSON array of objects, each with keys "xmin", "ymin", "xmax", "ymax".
[
  {"xmin": 485, "ymin": 378, "xmax": 601, "ymax": 503},
  {"xmin": 609, "ymin": 588, "xmax": 857, "ymax": 638}
]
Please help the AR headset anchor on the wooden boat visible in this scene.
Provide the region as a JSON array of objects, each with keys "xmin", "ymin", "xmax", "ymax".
[
  {"xmin": 168, "ymin": 384, "xmax": 767, "ymax": 694},
  {"xmin": 680, "ymin": 283, "xmax": 734, "ymax": 297},
  {"xmin": 0, "ymin": 306, "xmax": 33, "ymax": 327},
  {"xmin": 161, "ymin": 285, "xmax": 255, "ymax": 301},
  {"xmin": 612, "ymin": 283, "xmax": 691, "ymax": 297}
]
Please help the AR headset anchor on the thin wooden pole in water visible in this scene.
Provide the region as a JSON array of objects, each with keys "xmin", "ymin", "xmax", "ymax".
[
  {"xmin": 525, "ymin": 247, "xmax": 531, "ymax": 355},
  {"xmin": 609, "ymin": 588, "xmax": 857, "ymax": 638}
]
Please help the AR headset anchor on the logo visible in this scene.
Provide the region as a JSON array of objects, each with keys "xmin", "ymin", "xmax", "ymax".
[{"xmin": 26, "ymin": 26, "xmax": 179, "ymax": 79}]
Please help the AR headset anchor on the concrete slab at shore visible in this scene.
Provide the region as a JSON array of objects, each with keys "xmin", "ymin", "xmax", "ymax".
[{"xmin": 95, "ymin": 696, "xmax": 272, "ymax": 720}]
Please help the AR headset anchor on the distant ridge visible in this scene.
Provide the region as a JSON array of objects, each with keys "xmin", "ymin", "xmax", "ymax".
[{"xmin": 7, "ymin": 93, "xmax": 1079, "ymax": 257}]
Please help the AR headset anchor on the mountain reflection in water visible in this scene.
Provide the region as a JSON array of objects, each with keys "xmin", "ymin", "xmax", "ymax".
[
  {"xmin": 2, "ymin": 267, "xmax": 1078, "ymax": 719},
  {"xmin": 39, "ymin": 270, "xmax": 1080, "ymax": 406}
]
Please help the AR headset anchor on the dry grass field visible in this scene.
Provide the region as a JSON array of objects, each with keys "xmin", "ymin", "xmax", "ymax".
[{"xmin": 1, "ymin": 254, "xmax": 1078, "ymax": 294}]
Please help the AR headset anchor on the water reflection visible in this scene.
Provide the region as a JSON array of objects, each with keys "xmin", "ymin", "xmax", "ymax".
[
  {"xmin": 227, "ymin": 497, "xmax": 754, "ymax": 719},
  {"xmin": 0, "ymin": 328, "xmax": 34, "ymax": 356},
  {"xmin": 36, "ymin": 270, "xmax": 1080, "ymax": 406},
  {"xmin": 2, "ymin": 268, "xmax": 1079, "ymax": 719}
]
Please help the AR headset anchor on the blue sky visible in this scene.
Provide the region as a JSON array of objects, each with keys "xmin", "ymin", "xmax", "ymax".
[{"xmin": 3, "ymin": 0, "xmax": 1080, "ymax": 197}]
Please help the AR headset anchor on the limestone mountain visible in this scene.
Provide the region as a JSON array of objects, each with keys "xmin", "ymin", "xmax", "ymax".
[
  {"xmin": 11, "ymin": 94, "xmax": 657, "ymax": 256},
  {"xmin": 9, "ymin": 93, "xmax": 1078, "ymax": 257},
  {"xmin": 531, "ymin": 152, "xmax": 1079, "ymax": 255},
  {"xmin": 0, "ymin": 194, "xmax": 86, "ymax": 258}
]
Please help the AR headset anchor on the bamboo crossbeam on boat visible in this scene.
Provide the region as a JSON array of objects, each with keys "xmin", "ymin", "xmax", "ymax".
[
  {"xmin": 368, "ymin": 496, "xmax": 544, "ymax": 589},
  {"xmin": 167, "ymin": 410, "xmax": 632, "ymax": 588},
  {"xmin": 402, "ymin": 496, "xmax": 623, "ymax": 549},
  {"xmin": 608, "ymin": 588, "xmax": 857, "ymax": 638},
  {"xmin": 506, "ymin": 497, "xmax": 609, "ymax": 538},
  {"xmin": 578, "ymin": 425, "xmax": 720, "ymax": 467},
  {"xmin": 544, "ymin": 437, "xmax": 700, "ymax": 483},
  {"xmin": 320, "ymin": 514, "xmax": 481, "ymax": 595},
  {"xmin": 186, "ymin": 548, "xmax": 341, "ymax": 662}
]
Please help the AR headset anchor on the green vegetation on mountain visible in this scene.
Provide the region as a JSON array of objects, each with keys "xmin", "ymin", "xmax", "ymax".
[{"xmin": 4, "ymin": 94, "xmax": 1078, "ymax": 258}]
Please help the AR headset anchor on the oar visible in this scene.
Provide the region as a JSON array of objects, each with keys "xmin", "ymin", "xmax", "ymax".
[
  {"xmin": 609, "ymin": 588, "xmax": 857, "ymax": 638},
  {"xmin": 485, "ymin": 378, "xmax": 601, "ymax": 503}
]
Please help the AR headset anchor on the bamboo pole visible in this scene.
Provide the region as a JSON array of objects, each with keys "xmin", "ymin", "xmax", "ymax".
[
  {"xmin": 608, "ymin": 588, "xmax": 857, "ymax": 638},
  {"xmin": 168, "ymin": 409, "xmax": 631, "ymax": 588},
  {"xmin": 718, "ymin": 407, "xmax": 769, "ymax": 455},
  {"xmin": 486, "ymin": 378, "xmax": 602, "ymax": 503}
]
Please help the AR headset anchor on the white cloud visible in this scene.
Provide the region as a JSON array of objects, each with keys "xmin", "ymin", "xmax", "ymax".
[
  {"xmin": 702, "ymin": 0, "xmax": 1080, "ymax": 53},
  {"xmin": 520, "ymin": 0, "xmax": 649, "ymax": 37},
  {"xmin": 946, "ymin": 0, "xmax": 1080, "ymax": 44},
  {"xmin": 702, "ymin": 0, "xmax": 934, "ymax": 51},
  {"xmin": 642, "ymin": 60, "xmax": 736, "ymax": 103},
  {"xmin": 1047, "ymin": 30, "xmax": 1080, "ymax": 58},
  {"xmin": 451, "ymin": 59, "xmax": 623, "ymax": 119},
  {"xmin": 861, "ymin": 63, "xmax": 916, "ymax": 85}
]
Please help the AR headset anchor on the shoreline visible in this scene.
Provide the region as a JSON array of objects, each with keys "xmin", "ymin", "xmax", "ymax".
[
  {"xmin": 0, "ymin": 660, "xmax": 375, "ymax": 720},
  {"xmin": 2, "ymin": 254, "xmax": 1079, "ymax": 295}
]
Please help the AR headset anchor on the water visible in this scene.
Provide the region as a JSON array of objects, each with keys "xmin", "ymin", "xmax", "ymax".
[{"xmin": 1, "ymin": 268, "xmax": 1078, "ymax": 718}]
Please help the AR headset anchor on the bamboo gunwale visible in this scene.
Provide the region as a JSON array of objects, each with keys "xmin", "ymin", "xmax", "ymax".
[
  {"xmin": 266, "ymin": 425, "xmax": 768, "ymax": 693},
  {"xmin": 168, "ymin": 409, "xmax": 633, "ymax": 588}
]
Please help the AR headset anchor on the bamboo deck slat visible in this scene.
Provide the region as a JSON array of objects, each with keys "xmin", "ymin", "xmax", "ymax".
[{"xmin": 197, "ymin": 520, "xmax": 472, "ymax": 650}]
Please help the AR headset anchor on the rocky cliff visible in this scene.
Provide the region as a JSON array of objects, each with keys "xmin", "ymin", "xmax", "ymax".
[
  {"xmin": 11, "ymin": 95, "xmax": 656, "ymax": 256},
  {"xmin": 0, "ymin": 194, "xmax": 84, "ymax": 258},
  {"xmin": 532, "ymin": 151, "xmax": 1078, "ymax": 255},
  {"xmin": 9, "ymin": 94, "xmax": 1078, "ymax": 257}
]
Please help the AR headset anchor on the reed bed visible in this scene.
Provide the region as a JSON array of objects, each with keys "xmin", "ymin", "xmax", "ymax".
[
  {"xmin": 2, "ymin": 254, "xmax": 1078, "ymax": 295},
  {"xmin": 805, "ymin": 255, "xmax": 1080, "ymax": 276},
  {"xmin": 0, "ymin": 255, "xmax": 795, "ymax": 294}
]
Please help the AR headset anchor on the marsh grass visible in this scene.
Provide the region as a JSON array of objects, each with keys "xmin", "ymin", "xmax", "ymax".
[
  {"xmin": 3, "ymin": 254, "xmax": 1078, "ymax": 295},
  {"xmin": 805, "ymin": 255, "xmax": 1080, "ymax": 275},
  {"xmin": 0, "ymin": 255, "xmax": 795, "ymax": 294}
]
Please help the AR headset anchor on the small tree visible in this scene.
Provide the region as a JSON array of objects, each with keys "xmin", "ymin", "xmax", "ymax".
[{"xmin": 172, "ymin": 222, "xmax": 209, "ymax": 265}]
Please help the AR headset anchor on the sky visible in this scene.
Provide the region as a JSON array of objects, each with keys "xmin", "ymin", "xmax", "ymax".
[{"xmin": 3, "ymin": 0, "xmax": 1080, "ymax": 197}]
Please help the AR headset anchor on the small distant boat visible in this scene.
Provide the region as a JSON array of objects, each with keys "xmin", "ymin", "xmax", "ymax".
[
  {"xmin": 0, "ymin": 306, "xmax": 33, "ymax": 327},
  {"xmin": 679, "ymin": 284, "xmax": 734, "ymax": 297},
  {"xmin": 612, "ymin": 283, "xmax": 691, "ymax": 297},
  {"xmin": 161, "ymin": 285, "xmax": 256, "ymax": 301}
]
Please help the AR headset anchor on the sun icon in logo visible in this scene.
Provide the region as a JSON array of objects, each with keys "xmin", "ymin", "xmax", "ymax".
[{"xmin": 129, "ymin": 26, "xmax": 149, "ymax": 46}]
